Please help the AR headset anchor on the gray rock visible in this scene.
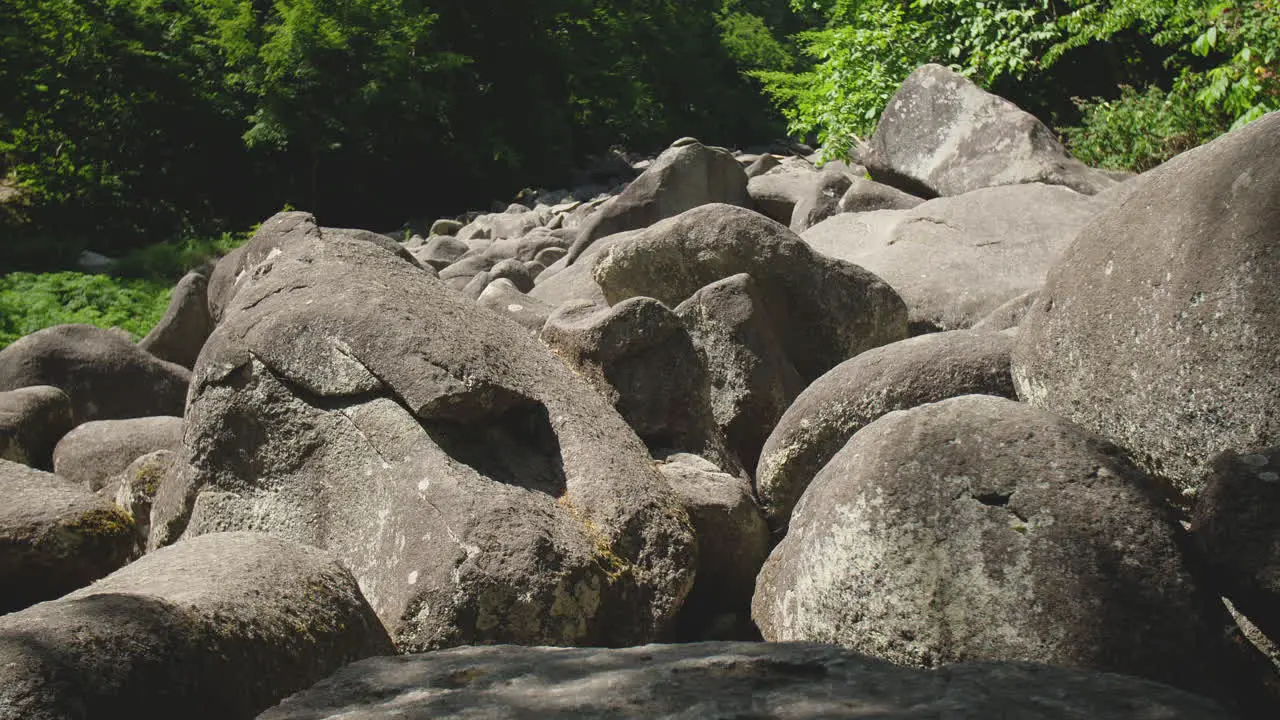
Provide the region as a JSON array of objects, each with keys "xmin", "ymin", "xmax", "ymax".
[
  {"xmin": 430, "ymin": 218, "xmax": 464, "ymax": 236},
  {"xmin": 789, "ymin": 167, "xmax": 853, "ymax": 233},
  {"xmin": 592, "ymin": 203, "xmax": 908, "ymax": 383},
  {"xmin": 756, "ymin": 330, "xmax": 1016, "ymax": 532},
  {"xmin": 460, "ymin": 270, "xmax": 491, "ymax": 300},
  {"xmin": 674, "ymin": 274, "xmax": 804, "ymax": 472},
  {"xmin": 658, "ymin": 454, "xmax": 769, "ymax": 641},
  {"xmin": 53, "ymin": 416, "xmax": 183, "ymax": 491},
  {"xmin": 541, "ymin": 298, "xmax": 741, "ymax": 475},
  {"xmin": 528, "ymin": 230, "xmax": 640, "ymax": 310},
  {"xmin": 747, "ymin": 165, "xmax": 818, "ymax": 225},
  {"xmin": 457, "ymin": 208, "xmax": 543, "ymax": 242},
  {"xmin": 564, "ymin": 141, "xmax": 751, "ymax": 265},
  {"xmin": 488, "ymin": 258, "xmax": 534, "ymax": 293},
  {"xmin": 257, "ymin": 641, "xmax": 1237, "ymax": 720},
  {"xmin": 0, "ymin": 532, "xmax": 393, "ymax": 720},
  {"xmin": 476, "ymin": 279, "xmax": 556, "ymax": 334},
  {"xmin": 744, "ymin": 153, "xmax": 780, "ymax": 178},
  {"xmin": 207, "ymin": 244, "xmax": 248, "ymax": 323},
  {"xmin": 0, "ymin": 324, "xmax": 191, "ymax": 422},
  {"xmin": 865, "ymin": 64, "xmax": 1116, "ymax": 197},
  {"xmin": 0, "ymin": 386, "xmax": 74, "ymax": 469},
  {"xmin": 973, "ymin": 290, "xmax": 1040, "ymax": 331},
  {"xmin": 802, "ymin": 183, "xmax": 1096, "ymax": 332},
  {"xmin": 1191, "ymin": 447, "xmax": 1280, "ymax": 654},
  {"xmin": 754, "ymin": 394, "xmax": 1280, "ymax": 718},
  {"xmin": 1013, "ymin": 111, "xmax": 1280, "ymax": 497},
  {"xmin": 0, "ymin": 459, "xmax": 134, "ymax": 613},
  {"xmin": 414, "ymin": 235, "xmax": 470, "ymax": 270},
  {"xmin": 838, "ymin": 175, "xmax": 926, "ymax": 212},
  {"xmin": 437, "ymin": 253, "xmax": 492, "ymax": 283},
  {"xmin": 173, "ymin": 227, "xmax": 696, "ymax": 651},
  {"xmin": 138, "ymin": 271, "xmax": 213, "ymax": 369},
  {"xmin": 107, "ymin": 449, "xmax": 177, "ymax": 552}
]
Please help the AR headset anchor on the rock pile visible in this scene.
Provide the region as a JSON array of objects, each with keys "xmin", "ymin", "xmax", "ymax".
[{"xmin": 1, "ymin": 64, "xmax": 1278, "ymax": 719}]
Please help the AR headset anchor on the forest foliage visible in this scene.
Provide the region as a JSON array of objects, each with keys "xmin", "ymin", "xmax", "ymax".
[{"xmin": 1, "ymin": 0, "xmax": 1277, "ymax": 273}]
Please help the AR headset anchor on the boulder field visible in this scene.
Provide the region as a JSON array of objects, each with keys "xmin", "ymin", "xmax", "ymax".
[{"xmin": 1, "ymin": 65, "xmax": 1278, "ymax": 719}]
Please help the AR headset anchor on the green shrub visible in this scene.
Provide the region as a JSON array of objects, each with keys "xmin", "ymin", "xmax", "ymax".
[
  {"xmin": 1062, "ymin": 80, "xmax": 1231, "ymax": 171},
  {"xmin": 0, "ymin": 272, "xmax": 172, "ymax": 349}
]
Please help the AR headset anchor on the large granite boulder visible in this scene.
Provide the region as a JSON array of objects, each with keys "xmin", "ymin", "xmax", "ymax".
[
  {"xmin": 138, "ymin": 271, "xmax": 213, "ymax": 369},
  {"xmin": 0, "ymin": 532, "xmax": 393, "ymax": 719},
  {"xmin": 0, "ymin": 386, "xmax": 74, "ymax": 469},
  {"xmin": 753, "ymin": 395, "xmax": 1279, "ymax": 718},
  {"xmin": 756, "ymin": 330, "xmax": 1016, "ymax": 531},
  {"xmin": 1191, "ymin": 447, "xmax": 1280, "ymax": 653},
  {"xmin": 52, "ymin": 416, "xmax": 184, "ymax": 491},
  {"xmin": 541, "ymin": 298, "xmax": 740, "ymax": 474},
  {"xmin": 1013, "ymin": 111, "xmax": 1280, "ymax": 497},
  {"xmin": 563, "ymin": 140, "xmax": 751, "ymax": 265},
  {"xmin": 0, "ymin": 459, "xmax": 135, "ymax": 613},
  {"xmin": 258, "ymin": 642, "xmax": 1236, "ymax": 720},
  {"xmin": 864, "ymin": 63, "xmax": 1115, "ymax": 197},
  {"xmin": 169, "ymin": 223, "xmax": 696, "ymax": 651},
  {"xmin": 674, "ymin": 273, "xmax": 805, "ymax": 472},
  {"xmin": 592, "ymin": 203, "xmax": 908, "ymax": 383},
  {"xmin": 0, "ymin": 324, "xmax": 190, "ymax": 422},
  {"xmin": 802, "ymin": 183, "xmax": 1097, "ymax": 332}
]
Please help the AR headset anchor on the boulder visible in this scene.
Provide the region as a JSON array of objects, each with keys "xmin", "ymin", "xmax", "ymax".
[
  {"xmin": 838, "ymin": 175, "xmax": 926, "ymax": 213},
  {"xmin": 973, "ymin": 290, "xmax": 1040, "ymax": 331},
  {"xmin": 0, "ymin": 386, "xmax": 74, "ymax": 469},
  {"xmin": 414, "ymin": 235, "xmax": 470, "ymax": 270},
  {"xmin": 488, "ymin": 258, "xmax": 535, "ymax": 293},
  {"xmin": 457, "ymin": 206, "xmax": 543, "ymax": 242},
  {"xmin": 0, "ymin": 324, "xmax": 191, "ymax": 422},
  {"xmin": 1191, "ymin": 447, "xmax": 1280, "ymax": 652},
  {"xmin": 0, "ymin": 459, "xmax": 134, "ymax": 613},
  {"xmin": 476, "ymin": 279, "xmax": 556, "ymax": 334},
  {"xmin": 107, "ymin": 449, "xmax": 178, "ymax": 552},
  {"xmin": 1012, "ymin": 111, "xmax": 1280, "ymax": 496},
  {"xmin": 563, "ymin": 140, "xmax": 751, "ymax": 265},
  {"xmin": 258, "ymin": 642, "xmax": 1236, "ymax": 720},
  {"xmin": 802, "ymin": 183, "xmax": 1097, "ymax": 332},
  {"xmin": 528, "ymin": 230, "xmax": 640, "ymax": 310},
  {"xmin": 429, "ymin": 218, "xmax": 464, "ymax": 236},
  {"xmin": 138, "ymin": 271, "xmax": 213, "ymax": 369},
  {"xmin": 746, "ymin": 164, "xmax": 818, "ymax": 225},
  {"xmin": 744, "ymin": 153, "xmax": 780, "ymax": 178},
  {"xmin": 753, "ymin": 395, "xmax": 1280, "ymax": 718},
  {"xmin": 207, "ymin": 244, "xmax": 248, "ymax": 322},
  {"xmin": 541, "ymin": 298, "xmax": 740, "ymax": 474},
  {"xmin": 789, "ymin": 166, "xmax": 853, "ymax": 233},
  {"xmin": 591, "ymin": 203, "xmax": 908, "ymax": 383},
  {"xmin": 0, "ymin": 532, "xmax": 393, "ymax": 719},
  {"xmin": 865, "ymin": 63, "xmax": 1115, "ymax": 197},
  {"xmin": 756, "ymin": 330, "xmax": 1016, "ymax": 531},
  {"xmin": 172, "ymin": 226, "xmax": 696, "ymax": 651},
  {"xmin": 674, "ymin": 273, "xmax": 805, "ymax": 472},
  {"xmin": 52, "ymin": 416, "xmax": 183, "ymax": 491},
  {"xmin": 658, "ymin": 454, "xmax": 769, "ymax": 641}
]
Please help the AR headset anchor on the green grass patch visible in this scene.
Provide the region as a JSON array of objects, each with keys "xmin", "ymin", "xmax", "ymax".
[{"xmin": 0, "ymin": 272, "xmax": 173, "ymax": 349}]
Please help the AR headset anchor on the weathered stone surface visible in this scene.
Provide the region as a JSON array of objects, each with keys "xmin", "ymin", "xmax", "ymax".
[
  {"xmin": 865, "ymin": 64, "xmax": 1115, "ymax": 197},
  {"xmin": 457, "ymin": 206, "xmax": 544, "ymax": 242},
  {"xmin": 674, "ymin": 273, "xmax": 804, "ymax": 472},
  {"xmin": 790, "ymin": 166, "xmax": 853, "ymax": 233},
  {"xmin": 52, "ymin": 416, "xmax": 183, "ymax": 491},
  {"xmin": 754, "ymin": 395, "xmax": 1279, "ymax": 718},
  {"xmin": 802, "ymin": 183, "xmax": 1096, "ymax": 332},
  {"xmin": 746, "ymin": 165, "xmax": 818, "ymax": 225},
  {"xmin": 476, "ymin": 279, "xmax": 556, "ymax": 334},
  {"xmin": 258, "ymin": 642, "xmax": 1237, "ymax": 720},
  {"xmin": 0, "ymin": 386, "xmax": 74, "ymax": 469},
  {"xmin": 138, "ymin": 271, "xmax": 213, "ymax": 369},
  {"xmin": 414, "ymin": 235, "xmax": 469, "ymax": 270},
  {"xmin": 838, "ymin": 175, "xmax": 926, "ymax": 213},
  {"xmin": 488, "ymin": 258, "xmax": 535, "ymax": 293},
  {"xmin": 592, "ymin": 203, "xmax": 908, "ymax": 383},
  {"xmin": 528, "ymin": 230, "xmax": 640, "ymax": 310},
  {"xmin": 1012, "ymin": 111, "xmax": 1280, "ymax": 496},
  {"xmin": 174, "ymin": 226, "xmax": 695, "ymax": 651},
  {"xmin": 207, "ymin": 244, "xmax": 248, "ymax": 322},
  {"xmin": 744, "ymin": 153, "xmax": 780, "ymax": 178},
  {"xmin": 0, "ymin": 324, "xmax": 191, "ymax": 423},
  {"xmin": 658, "ymin": 454, "xmax": 769, "ymax": 641},
  {"xmin": 564, "ymin": 140, "xmax": 751, "ymax": 265},
  {"xmin": 1191, "ymin": 447, "xmax": 1280, "ymax": 653},
  {"xmin": 756, "ymin": 330, "xmax": 1016, "ymax": 531},
  {"xmin": 0, "ymin": 532, "xmax": 394, "ymax": 720},
  {"xmin": 430, "ymin": 218, "xmax": 464, "ymax": 236},
  {"xmin": 106, "ymin": 449, "xmax": 177, "ymax": 552},
  {"xmin": 541, "ymin": 298, "xmax": 740, "ymax": 474},
  {"xmin": 973, "ymin": 290, "xmax": 1040, "ymax": 331},
  {"xmin": 0, "ymin": 459, "xmax": 134, "ymax": 613}
]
